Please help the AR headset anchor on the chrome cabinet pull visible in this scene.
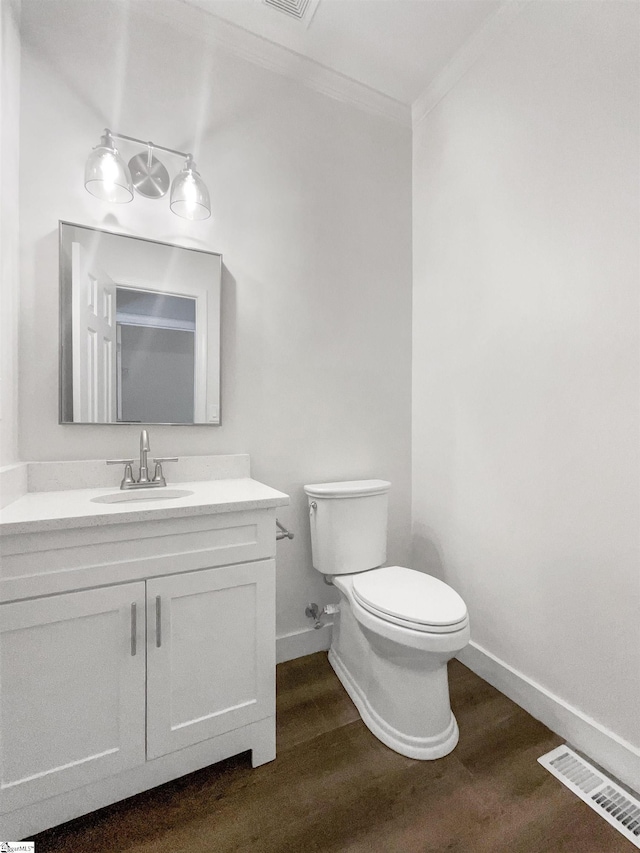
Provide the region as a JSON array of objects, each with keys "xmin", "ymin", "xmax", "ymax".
[
  {"xmin": 130, "ymin": 603, "xmax": 137, "ymax": 656},
  {"xmin": 156, "ymin": 595, "xmax": 162, "ymax": 647}
]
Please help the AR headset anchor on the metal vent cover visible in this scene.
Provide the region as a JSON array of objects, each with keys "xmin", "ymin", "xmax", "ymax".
[
  {"xmin": 262, "ymin": 0, "xmax": 320, "ymax": 26},
  {"xmin": 263, "ymin": 0, "xmax": 309, "ymax": 18},
  {"xmin": 539, "ymin": 745, "xmax": 640, "ymax": 848}
]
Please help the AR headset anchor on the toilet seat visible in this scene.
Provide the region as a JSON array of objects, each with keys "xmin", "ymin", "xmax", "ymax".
[{"xmin": 352, "ymin": 566, "xmax": 468, "ymax": 634}]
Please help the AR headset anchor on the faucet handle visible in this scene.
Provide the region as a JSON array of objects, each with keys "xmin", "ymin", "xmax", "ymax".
[
  {"xmin": 152, "ymin": 457, "xmax": 178, "ymax": 486},
  {"xmin": 106, "ymin": 459, "xmax": 136, "ymax": 489}
]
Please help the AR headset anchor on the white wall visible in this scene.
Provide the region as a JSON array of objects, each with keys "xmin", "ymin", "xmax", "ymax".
[
  {"xmin": 412, "ymin": 0, "xmax": 639, "ymax": 783},
  {"xmin": 18, "ymin": 1, "xmax": 413, "ymax": 643},
  {"xmin": 0, "ymin": 0, "xmax": 20, "ymax": 467}
]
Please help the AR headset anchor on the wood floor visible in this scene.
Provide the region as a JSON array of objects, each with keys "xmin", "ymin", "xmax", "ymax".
[{"xmin": 32, "ymin": 653, "xmax": 634, "ymax": 852}]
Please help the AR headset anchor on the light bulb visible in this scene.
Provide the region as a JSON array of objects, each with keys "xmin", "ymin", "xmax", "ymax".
[
  {"xmin": 84, "ymin": 130, "xmax": 133, "ymax": 204},
  {"xmin": 170, "ymin": 156, "xmax": 211, "ymax": 221}
]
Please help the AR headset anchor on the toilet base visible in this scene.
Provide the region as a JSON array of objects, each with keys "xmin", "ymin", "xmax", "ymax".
[{"xmin": 328, "ymin": 648, "xmax": 460, "ymax": 760}]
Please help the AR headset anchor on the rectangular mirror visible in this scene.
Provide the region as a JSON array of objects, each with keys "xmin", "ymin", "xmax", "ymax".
[{"xmin": 59, "ymin": 223, "xmax": 221, "ymax": 425}]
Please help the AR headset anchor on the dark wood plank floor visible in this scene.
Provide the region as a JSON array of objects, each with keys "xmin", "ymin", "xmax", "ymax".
[{"xmin": 32, "ymin": 653, "xmax": 634, "ymax": 852}]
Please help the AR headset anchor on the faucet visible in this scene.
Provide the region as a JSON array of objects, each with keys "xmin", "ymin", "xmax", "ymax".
[
  {"xmin": 107, "ymin": 430, "xmax": 178, "ymax": 490},
  {"xmin": 139, "ymin": 429, "xmax": 151, "ymax": 484}
]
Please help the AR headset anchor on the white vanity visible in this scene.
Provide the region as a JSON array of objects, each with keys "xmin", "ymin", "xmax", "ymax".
[{"xmin": 0, "ymin": 454, "xmax": 289, "ymax": 839}]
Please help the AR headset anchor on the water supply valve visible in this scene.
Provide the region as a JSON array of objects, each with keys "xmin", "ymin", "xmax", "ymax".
[{"xmin": 305, "ymin": 602, "xmax": 339, "ymax": 629}]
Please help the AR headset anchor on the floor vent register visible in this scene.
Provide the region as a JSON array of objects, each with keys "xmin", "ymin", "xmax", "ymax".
[{"xmin": 538, "ymin": 745, "xmax": 640, "ymax": 849}]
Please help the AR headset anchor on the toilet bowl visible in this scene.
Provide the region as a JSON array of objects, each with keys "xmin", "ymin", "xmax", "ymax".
[{"xmin": 304, "ymin": 479, "xmax": 469, "ymax": 760}]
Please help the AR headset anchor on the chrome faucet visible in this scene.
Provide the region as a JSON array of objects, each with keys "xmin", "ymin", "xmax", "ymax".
[
  {"xmin": 139, "ymin": 429, "xmax": 151, "ymax": 484},
  {"xmin": 107, "ymin": 430, "xmax": 178, "ymax": 490}
]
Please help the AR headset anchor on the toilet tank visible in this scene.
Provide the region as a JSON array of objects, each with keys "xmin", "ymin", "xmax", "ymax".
[{"xmin": 303, "ymin": 480, "xmax": 391, "ymax": 575}]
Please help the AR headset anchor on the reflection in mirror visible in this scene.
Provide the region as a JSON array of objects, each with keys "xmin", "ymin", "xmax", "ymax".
[{"xmin": 59, "ymin": 223, "xmax": 221, "ymax": 425}]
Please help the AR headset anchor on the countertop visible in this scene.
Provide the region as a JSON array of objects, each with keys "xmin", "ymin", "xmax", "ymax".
[{"xmin": 0, "ymin": 478, "xmax": 290, "ymax": 536}]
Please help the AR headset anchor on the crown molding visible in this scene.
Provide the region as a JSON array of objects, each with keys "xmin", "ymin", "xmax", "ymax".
[
  {"xmin": 412, "ymin": 0, "xmax": 532, "ymax": 129},
  {"xmin": 141, "ymin": 0, "xmax": 411, "ymax": 128}
]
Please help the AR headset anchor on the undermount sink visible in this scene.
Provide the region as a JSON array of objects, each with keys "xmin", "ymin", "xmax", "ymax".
[{"xmin": 91, "ymin": 489, "xmax": 194, "ymax": 504}]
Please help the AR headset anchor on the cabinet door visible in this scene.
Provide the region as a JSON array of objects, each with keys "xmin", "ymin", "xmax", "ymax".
[
  {"xmin": 146, "ymin": 561, "xmax": 275, "ymax": 760},
  {"xmin": 0, "ymin": 583, "xmax": 146, "ymax": 813}
]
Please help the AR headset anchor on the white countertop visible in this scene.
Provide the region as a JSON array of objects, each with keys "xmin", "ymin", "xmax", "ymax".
[{"xmin": 0, "ymin": 478, "xmax": 290, "ymax": 536}]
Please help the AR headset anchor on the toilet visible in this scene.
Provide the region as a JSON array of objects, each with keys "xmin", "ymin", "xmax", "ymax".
[{"xmin": 304, "ymin": 478, "xmax": 469, "ymax": 760}]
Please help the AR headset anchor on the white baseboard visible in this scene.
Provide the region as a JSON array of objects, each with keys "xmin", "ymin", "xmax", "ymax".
[
  {"xmin": 457, "ymin": 641, "xmax": 640, "ymax": 794},
  {"xmin": 276, "ymin": 623, "xmax": 333, "ymax": 664}
]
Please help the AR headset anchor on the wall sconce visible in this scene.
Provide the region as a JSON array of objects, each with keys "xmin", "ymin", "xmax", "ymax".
[{"xmin": 84, "ymin": 129, "xmax": 211, "ymax": 221}]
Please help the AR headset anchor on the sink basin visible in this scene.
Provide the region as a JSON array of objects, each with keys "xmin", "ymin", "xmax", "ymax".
[{"xmin": 91, "ymin": 489, "xmax": 194, "ymax": 504}]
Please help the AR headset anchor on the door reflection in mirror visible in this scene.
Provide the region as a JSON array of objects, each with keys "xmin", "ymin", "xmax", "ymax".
[
  {"xmin": 59, "ymin": 223, "xmax": 221, "ymax": 425},
  {"xmin": 116, "ymin": 290, "xmax": 196, "ymax": 424}
]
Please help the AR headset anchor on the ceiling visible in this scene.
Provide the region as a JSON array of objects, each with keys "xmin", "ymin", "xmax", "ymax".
[
  {"xmin": 179, "ymin": 0, "xmax": 502, "ymax": 106},
  {"xmin": 19, "ymin": 0, "xmax": 505, "ymax": 128}
]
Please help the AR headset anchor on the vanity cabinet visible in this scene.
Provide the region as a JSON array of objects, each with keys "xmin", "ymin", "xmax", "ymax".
[
  {"xmin": 0, "ymin": 501, "xmax": 285, "ymax": 840},
  {"xmin": 147, "ymin": 562, "xmax": 275, "ymax": 760},
  {"xmin": 0, "ymin": 583, "xmax": 147, "ymax": 813}
]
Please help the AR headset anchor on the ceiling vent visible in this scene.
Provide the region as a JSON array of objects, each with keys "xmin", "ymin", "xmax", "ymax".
[{"xmin": 262, "ymin": 0, "xmax": 319, "ymax": 26}]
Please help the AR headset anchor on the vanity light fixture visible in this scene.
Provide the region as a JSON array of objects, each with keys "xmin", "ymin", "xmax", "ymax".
[
  {"xmin": 84, "ymin": 129, "xmax": 211, "ymax": 221},
  {"xmin": 84, "ymin": 130, "xmax": 133, "ymax": 204},
  {"xmin": 170, "ymin": 155, "xmax": 211, "ymax": 221}
]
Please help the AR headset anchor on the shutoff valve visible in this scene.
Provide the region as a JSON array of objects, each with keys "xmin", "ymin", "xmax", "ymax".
[{"xmin": 305, "ymin": 602, "xmax": 339, "ymax": 630}]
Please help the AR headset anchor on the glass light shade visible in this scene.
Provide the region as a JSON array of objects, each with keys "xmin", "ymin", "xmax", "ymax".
[
  {"xmin": 85, "ymin": 132, "xmax": 133, "ymax": 203},
  {"xmin": 170, "ymin": 157, "xmax": 211, "ymax": 220}
]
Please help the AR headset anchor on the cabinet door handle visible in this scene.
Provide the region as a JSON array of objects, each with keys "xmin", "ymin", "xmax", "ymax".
[
  {"xmin": 130, "ymin": 603, "xmax": 137, "ymax": 656},
  {"xmin": 156, "ymin": 595, "xmax": 162, "ymax": 647}
]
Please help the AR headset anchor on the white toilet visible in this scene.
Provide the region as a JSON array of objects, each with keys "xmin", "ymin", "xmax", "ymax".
[{"xmin": 304, "ymin": 478, "xmax": 470, "ymax": 760}]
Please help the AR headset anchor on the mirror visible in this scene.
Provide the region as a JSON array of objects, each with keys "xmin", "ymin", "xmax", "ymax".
[{"xmin": 59, "ymin": 223, "xmax": 221, "ymax": 425}]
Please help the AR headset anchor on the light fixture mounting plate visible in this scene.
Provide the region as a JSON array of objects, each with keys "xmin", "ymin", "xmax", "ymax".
[{"xmin": 128, "ymin": 152, "xmax": 170, "ymax": 199}]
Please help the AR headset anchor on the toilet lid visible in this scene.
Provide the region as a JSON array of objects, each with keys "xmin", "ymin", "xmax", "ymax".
[
  {"xmin": 304, "ymin": 480, "xmax": 391, "ymax": 498},
  {"xmin": 352, "ymin": 566, "xmax": 467, "ymax": 629}
]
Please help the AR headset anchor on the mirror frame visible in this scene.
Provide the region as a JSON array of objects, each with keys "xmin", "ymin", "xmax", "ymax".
[{"xmin": 58, "ymin": 221, "xmax": 222, "ymax": 426}]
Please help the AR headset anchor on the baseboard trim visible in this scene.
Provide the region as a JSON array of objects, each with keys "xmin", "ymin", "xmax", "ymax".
[
  {"xmin": 457, "ymin": 641, "xmax": 640, "ymax": 794},
  {"xmin": 276, "ymin": 623, "xmax": 332, "ymax": 664}
]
